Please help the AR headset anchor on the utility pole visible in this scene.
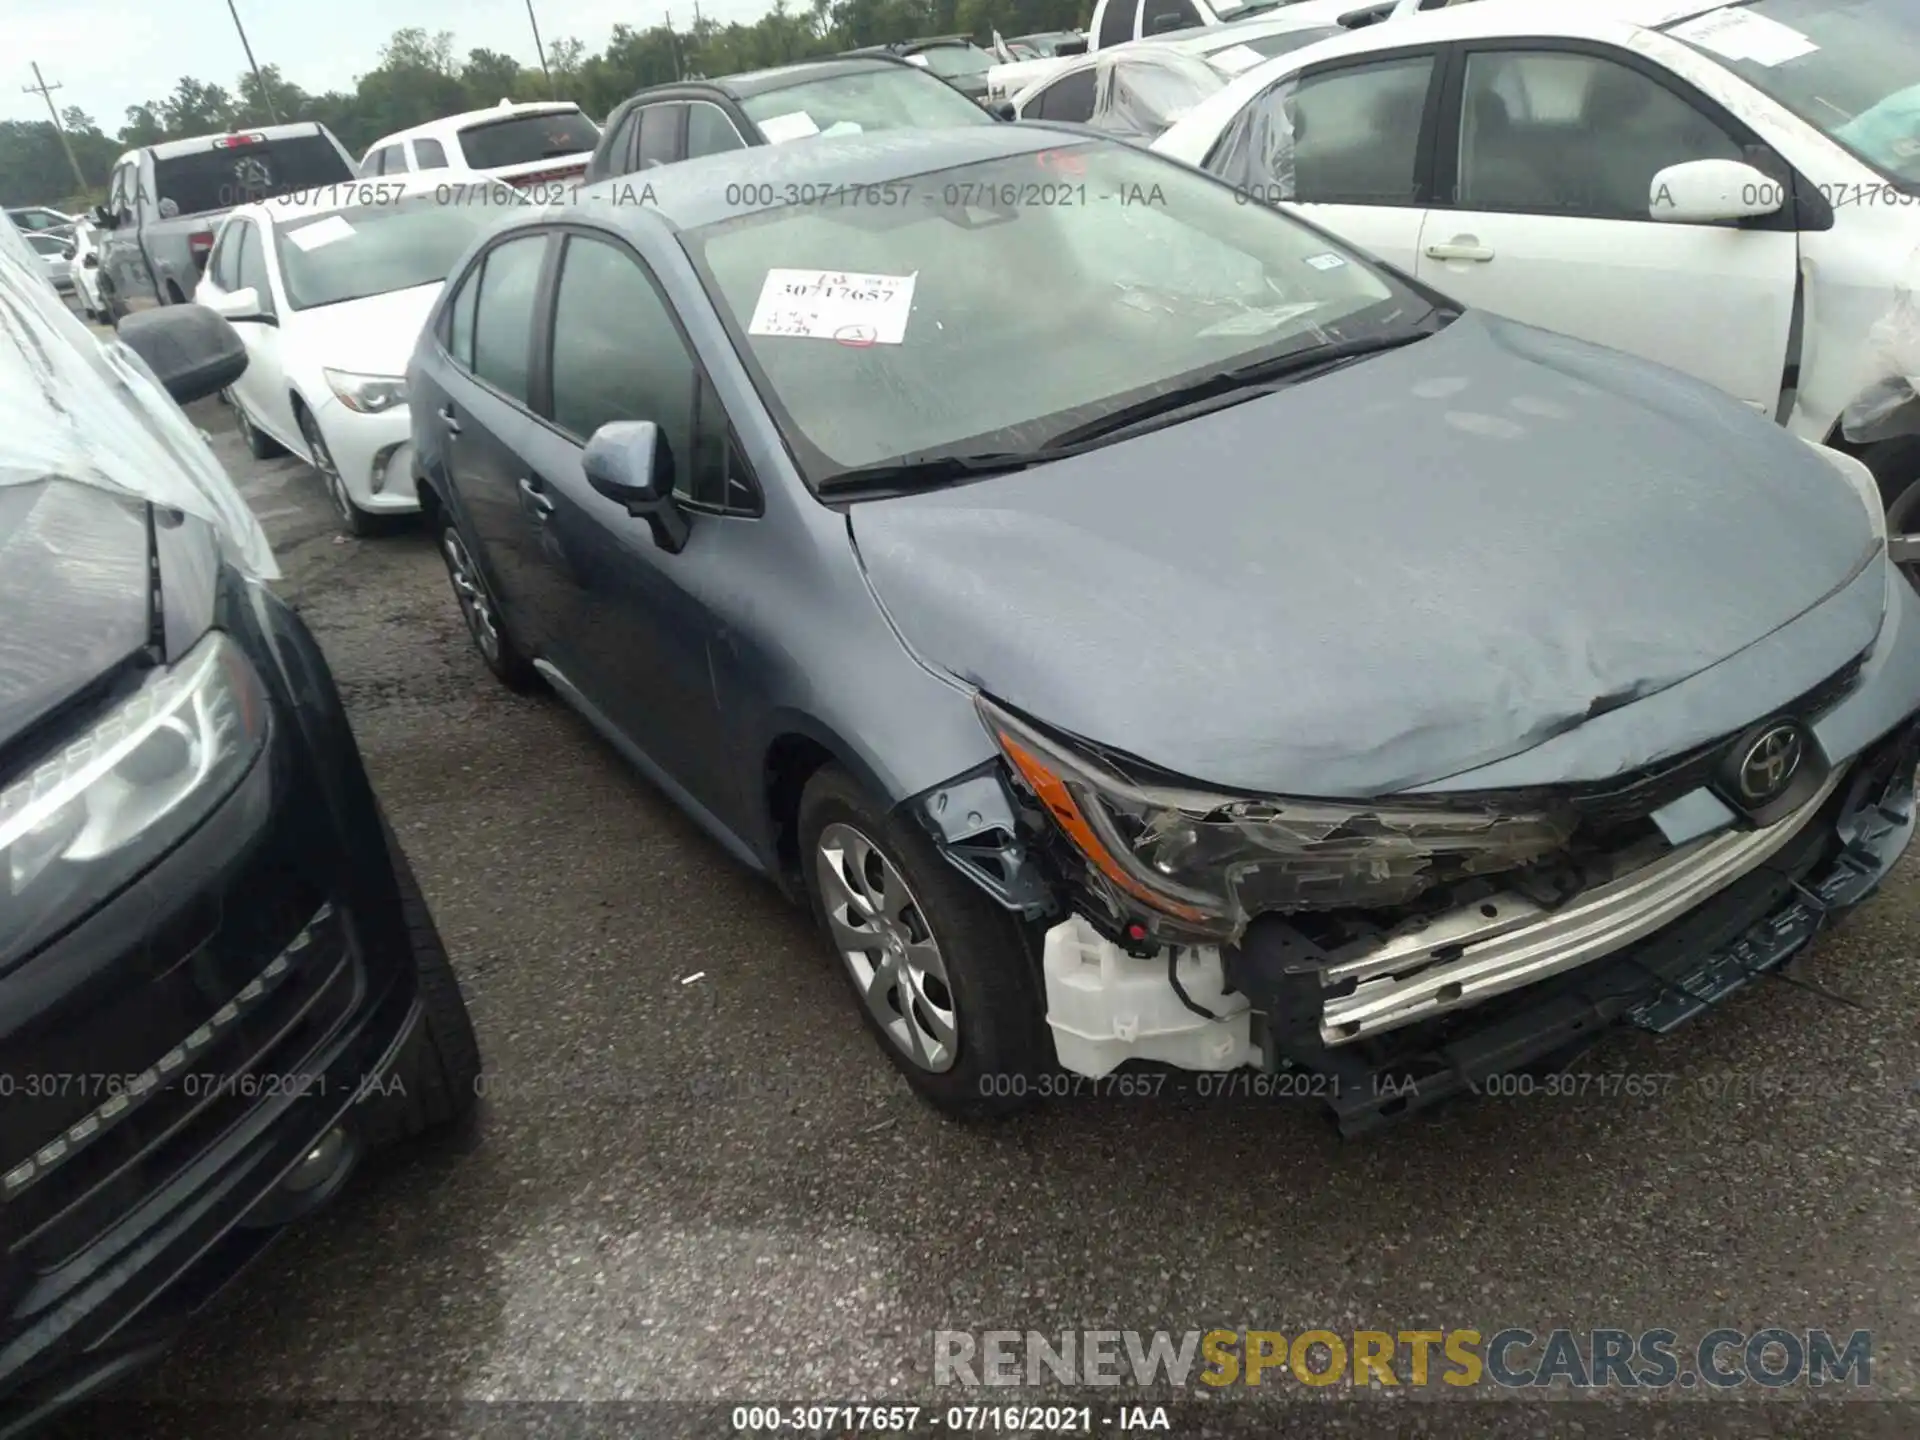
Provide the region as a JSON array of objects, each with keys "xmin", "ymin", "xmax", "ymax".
[
  {"xmin": 224, "ymin": 0, "xmax": 282, "ymax": 122},
  {"xmin": 665, "ymin": 11, "xmax": 684, "ymax": 81},
  {"xmin": 23, "ymin": 64, "xmax": 89, "ymax": 196},
  {"xmin": 525, "ymin": 0, "xmax": 557, "ymax": 98}
]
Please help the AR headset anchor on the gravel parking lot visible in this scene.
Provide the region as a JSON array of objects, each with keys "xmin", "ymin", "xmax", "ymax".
[{"xmin": 72, "ymin": 397, "xmax": 1920, "ymax": 1433}]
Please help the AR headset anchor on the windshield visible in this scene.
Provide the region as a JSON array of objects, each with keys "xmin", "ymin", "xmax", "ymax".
[
  {"xmin": 456, "ymin": 111, "xmax": 600, "ymax": 168},
  {"xmin": 1666, "ymin": 0, "xmax": 1920, "ymax": 182},
  {"xmin": 741, "ymin": 69, "xmax": 997, "ymax": 139},
  {"xmin": 918, "ymin": 44, "xmax": 995, "ymax": 78},
  {"xmin": 682, "ymin": 141, "xmax": 1426, "ymax": 484},
  {"xmin": 273, "ymin": 194, "xmax": 505, "ymax": 309},
  {"xmin": 151, "ymin": 136, "xmax": 352, "ymax": 217}
]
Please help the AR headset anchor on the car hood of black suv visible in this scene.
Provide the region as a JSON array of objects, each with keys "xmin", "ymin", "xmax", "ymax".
[
  {"xmin": 850, "ymin": 310, "xmax": 1889, "ymax": 797},
  {"xmin": 0, "ymin": 479, "xmax": 157, "ymax": 754}
]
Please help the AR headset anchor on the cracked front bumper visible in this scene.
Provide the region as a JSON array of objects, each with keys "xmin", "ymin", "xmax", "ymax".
[{"xmin": 1291, "ymin": 720, "xmax": 1919, "ymax": 1136}]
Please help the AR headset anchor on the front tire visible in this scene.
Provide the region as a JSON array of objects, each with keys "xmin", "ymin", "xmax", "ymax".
[
  {"xmin": 359, "ymin": 815, "xmax": 483, "ymax": 1147},
  {"xmin": 297, "ymin": 404, "xmax": 379, "ymax": 536},
  {"xmin": 798, "ymin": 764, "xmax": 1048, "ymax": 1117}
]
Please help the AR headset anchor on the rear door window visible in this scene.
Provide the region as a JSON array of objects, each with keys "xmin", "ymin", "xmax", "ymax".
[
  {"xmin": 637, "ymin": 104, "xmax": 687, "ymax": 168},
  {"xmin": 470, "ymin": 234, "xmax": 550, "ymax": 402},
  {"xmin": 414, "ymin": 137, "xmax": 450, "ymax": 169},
  {"xmin": 151, "ymin": 134, "xmax": 354, "ymax": 216}
]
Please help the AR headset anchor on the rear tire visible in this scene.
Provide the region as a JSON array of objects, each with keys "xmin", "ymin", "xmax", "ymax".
[
  {"xmin": 434, "ymin": 507, "xmax": 539, "ymax": 692},
  {"xmin": 232, "ymin": 393, "xmax": 285, "ymax": 459},
  {"xmin": 798, "ymin": 764, "xmax": 1049, "ymax": 1118},
  {"xmin": 360, "ymin": 814, "xmax": 483, "ymax": 1147}
]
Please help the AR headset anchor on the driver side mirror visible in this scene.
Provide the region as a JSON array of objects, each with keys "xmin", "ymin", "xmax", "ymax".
[
  {"xmin": 82, "ymin": 252, "xmax": 98, "ymax": 268},
  {"xmin": 114, "ymin": 304, "xmax": 250, "ymax": 406},
  {"xmin": 583, "ymin": 420, "xmax": 690, "ymax": 552},
  {"xmin": 1649, "ymin": 158, "xmax": 1784, "ymax": 224},
  {"xmin": 1057, "ymin": 37, "xmax": 1089, "ymax": 55},
  {"xmin": 989, "ymin": 99, "xmax": 1016, "ymax": 120},
  {"xmin": 204, "ymin": 285, "xmax": 277, "ymax": 327},
  {"xmin": 92, "ymin": 204, "xmax": 115, "ymax": 229}
]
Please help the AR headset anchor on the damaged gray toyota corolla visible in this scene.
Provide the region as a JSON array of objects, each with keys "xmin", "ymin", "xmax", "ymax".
[{"xmin": 411, "ymin": 128, "xmax": 1920, "ymax": 1134}]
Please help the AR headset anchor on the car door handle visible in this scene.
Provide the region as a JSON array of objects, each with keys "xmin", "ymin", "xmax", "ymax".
[
  {"xmin": 1424, "ymin": 239, "xmax": 1495, "ymax": 263},
  {"xmin": 438, "ymin": 405, "xmax": 462, "ymax": 434},
  {"xmin": 518, "ymin": 477, "xmax": 555, "ymax": 518}
]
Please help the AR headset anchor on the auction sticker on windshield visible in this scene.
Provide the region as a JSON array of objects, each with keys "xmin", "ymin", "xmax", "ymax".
[
  {"xmin": 748, "ymin": 268, "xmax": 918, "ymax": 344},
  {"xmin": 1669, "ymin": 8, "xmax": 1818, "ymax": 65},
  {"xmin": 757, "ymin": 111, "xmax": 822, "ymax": 143},
  {"xmin": 284, "ymin": 215, "xmax": 356, "ymax": 252}
]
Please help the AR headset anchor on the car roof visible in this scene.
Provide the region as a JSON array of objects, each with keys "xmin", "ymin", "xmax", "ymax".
[
  {"xmin": 140, "ymin": 122, "xmax": 330, "ymax": 160},
  {"xmin": 569, "ymin": 123, "xmax": 1100, "ymax": 232},
  {"xmin": 621, "ymin": 53, "xmax": 922, "ymax": 107},
  {"xmin": 1193, "ymin": 0, "xmax": 1735, "ymax": 86}
]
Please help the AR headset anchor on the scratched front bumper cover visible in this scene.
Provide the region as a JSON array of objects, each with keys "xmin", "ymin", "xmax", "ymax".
[{"xmin": 1311, "ymin": 720, "xmax": 1919, "ymax": 1137}]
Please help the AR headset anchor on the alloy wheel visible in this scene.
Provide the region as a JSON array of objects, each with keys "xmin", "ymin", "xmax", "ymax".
[
  {"xmin": 814, "ymin": 821, "xmax": 958, "ymax": 1073},
  {"xmin": 1889, "ymin": 481, "xmax": 1920, "ymax": 585},
  {"xmin": 441, "ymin": 528, "xmax": 502, "ymax": 665}
]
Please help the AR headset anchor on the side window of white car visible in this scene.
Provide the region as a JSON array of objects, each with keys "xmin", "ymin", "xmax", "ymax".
[
  {"xmin": 234, "ymin": 222, "xmax": 276, "ymax": 317},
  {"xmin": 1207, "ymin": 55, "xmax": 1436, "ymax": 207},
  {"xmin": 414, "ymin": 138, "xmax": 449, "ymax": 169},
  {"xmin": 1456, "ymin": 50, "xmax": 1745, "ymax": 220},
  {"xmin": 1028, "ymin": 68, "xmax": 1099, "ymax": 122},
  {"xmin": 207, "ymin": 224, "xmax": 241, "ymax": 290}
]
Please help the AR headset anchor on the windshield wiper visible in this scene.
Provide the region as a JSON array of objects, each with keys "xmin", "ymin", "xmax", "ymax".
[
  {"xmin": 1041, "ymin": 326, "xmax": 1444, "ymax": 451},
  {"xmin": 817, "ymin": 450, "xmax": 1052, "ymax": 496}
]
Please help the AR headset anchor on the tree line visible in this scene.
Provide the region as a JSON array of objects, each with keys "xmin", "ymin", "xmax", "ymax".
[{"xmin": 2, "ymin": 0, "xmax": 1089, "ymax": 209}]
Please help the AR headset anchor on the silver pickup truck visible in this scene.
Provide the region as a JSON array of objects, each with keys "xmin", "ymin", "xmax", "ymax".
[{"xmin": 92, "ymin": 122, "xmax": 359, "ymax": 320}]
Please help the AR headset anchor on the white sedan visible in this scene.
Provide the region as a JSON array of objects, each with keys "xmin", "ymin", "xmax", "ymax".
[
  {"xmin": 194, "ymin": 174, "xmax": 509, "ymax": 534},
  {"xmin": 1009, "ymin": 14, "xmax": 1356, "ymax": 131},
  {"xmin": 1152, "ymin": 0, "xmax": 1920, "ymax": 552}
]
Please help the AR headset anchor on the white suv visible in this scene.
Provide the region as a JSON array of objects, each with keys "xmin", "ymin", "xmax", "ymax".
[{"xmin": 360, "ymin": 100, "xmax": 601, "ymax": 191}]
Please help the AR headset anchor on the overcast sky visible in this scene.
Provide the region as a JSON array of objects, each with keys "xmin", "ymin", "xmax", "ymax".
[{"xmin": 3, "ymin": 0, "xmax": 782, "ymax": 129}]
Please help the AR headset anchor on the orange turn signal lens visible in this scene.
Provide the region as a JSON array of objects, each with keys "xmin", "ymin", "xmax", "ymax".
[{"xmin": 993, "ymin": 727, "xmax": 1211, "ymax": 924}]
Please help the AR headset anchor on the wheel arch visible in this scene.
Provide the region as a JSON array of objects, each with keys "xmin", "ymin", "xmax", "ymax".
[{"xmin": 760, "ymin": 718, "xmax": 900, "ymax": 901}]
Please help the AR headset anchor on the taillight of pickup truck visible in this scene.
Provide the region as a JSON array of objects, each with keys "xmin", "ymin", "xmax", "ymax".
[{"xmin": 188, "ymin": 229, "xmax": 215, "ymax": 272}]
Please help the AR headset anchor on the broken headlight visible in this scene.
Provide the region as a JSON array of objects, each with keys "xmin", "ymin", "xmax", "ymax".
[{"xmin": 978, "ymin": 696, "xmax": 1574, "ymax": 944}]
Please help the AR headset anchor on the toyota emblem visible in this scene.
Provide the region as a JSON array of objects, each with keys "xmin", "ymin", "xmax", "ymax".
[{"xmin": 1735, "ymin": 723, "xmax": 1805, "ymax": 805}]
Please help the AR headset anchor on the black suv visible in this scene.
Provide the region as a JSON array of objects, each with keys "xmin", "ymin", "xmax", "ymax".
[
  {"xmin": 584, "ymin": 54, "xmax": 1007, "ymax": 183},
  {"xmin": 0, "ymin": 266, "xmax": 481, "ymax": 1428}
]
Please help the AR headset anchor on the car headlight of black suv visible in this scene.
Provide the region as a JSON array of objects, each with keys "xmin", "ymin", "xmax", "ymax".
[
  {"xmin": 977, "ymin": 695, "xmax": 1575, "ymax": 944},
  {"xmin": 0, "ymin": 630, "xmax": 270, "ymax": 966}
]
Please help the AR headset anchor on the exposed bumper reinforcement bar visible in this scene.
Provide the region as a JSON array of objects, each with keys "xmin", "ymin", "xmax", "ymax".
[
  {"xmin": 1308, "ymin": 724, "xmax": 1918, "ymax": 1136},
  {"xmin": 1318, "ymin": 768, "xmax": 1847, "ymax": 1047}
]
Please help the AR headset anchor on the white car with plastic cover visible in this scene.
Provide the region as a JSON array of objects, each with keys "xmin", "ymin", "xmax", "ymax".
[
  {"xmin": 0, "ymin": 210, "xmax": 274, "ymax": 578},
  {"xmin": 1152, "ymin": 0, "xmax": 1920, "ymax": 575},
  {"xmin": 194, "ymin": 171, "xmax": 513, "ymax": 535}
]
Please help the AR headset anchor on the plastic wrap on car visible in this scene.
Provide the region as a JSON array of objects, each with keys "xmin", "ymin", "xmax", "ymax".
[
  {"xmin": 1087, "ymin": 52, "xmax": 1227, "ymax": 141},
  {"xmin": 0, "ymin": 213, "xmax": 276, "ymax": 579},
  {"xmin": 1204, "ymin": 76, "xmax": 1299, "ymax": 200},
  {"xmin": 1839, "ymin": 275, "xmax": 1920, "ymax": 444}
]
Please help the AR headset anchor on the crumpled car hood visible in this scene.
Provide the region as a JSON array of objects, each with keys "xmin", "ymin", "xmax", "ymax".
[{"xmin": 850, "ymin": 311, "xmax": 1885, "ymax": 796}]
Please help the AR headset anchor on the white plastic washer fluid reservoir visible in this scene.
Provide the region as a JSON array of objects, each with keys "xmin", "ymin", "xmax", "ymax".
[{"xmin": 1041, "ymin": 914, "xmax": 1259, "ymax": 1077}]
